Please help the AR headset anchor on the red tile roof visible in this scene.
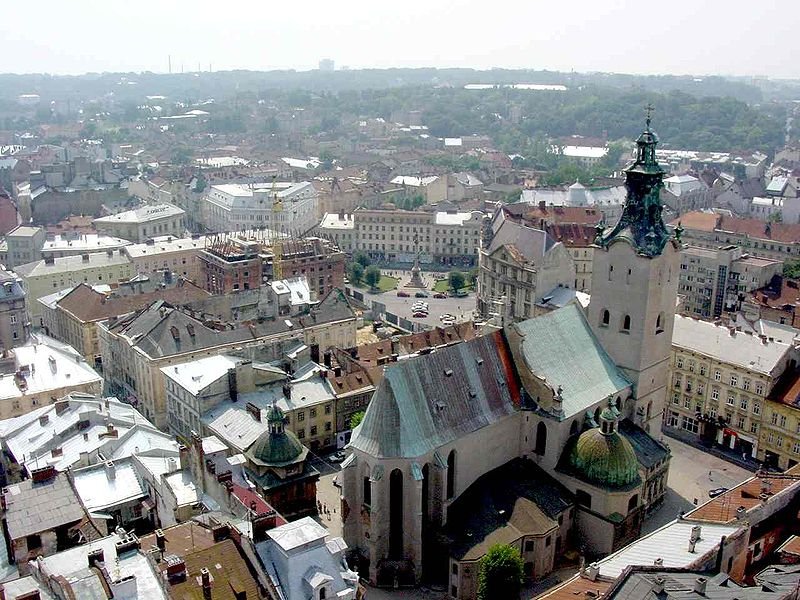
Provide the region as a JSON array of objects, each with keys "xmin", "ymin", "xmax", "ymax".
[
  {"xmin": 685, "ymin": 472, "xmax": 800, "ymax": 523},
  {"xmin": 674, "ymin": 211, "xmax": 800, "ymax": 244},
  {"xmin": 230, "ymin": 484, "xmax": 286, "ymax": 525}
]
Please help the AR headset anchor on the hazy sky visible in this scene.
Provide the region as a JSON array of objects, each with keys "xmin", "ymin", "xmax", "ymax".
[{"xmin": 2, "ymin": 0, "xmax": 797, "ymax": 78}]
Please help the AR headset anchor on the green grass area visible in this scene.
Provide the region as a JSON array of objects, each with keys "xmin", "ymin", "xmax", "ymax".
[
  {"xmin": 353, "ymin": 275, "xmax": 398, "ymax": 293},
  {"xmin": 432, "ymin": 279, "xmax": 474, "ymax": 293}
]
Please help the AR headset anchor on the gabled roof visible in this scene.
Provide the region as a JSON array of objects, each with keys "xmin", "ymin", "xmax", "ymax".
[
  {"xmin": 107, "ymin": 289, "xmax": 354, "ymax": 360},
  {"xmin": 350, "ymin": 330, "xmax": 520, "ymax": 459},
  {"xmin": 508, "ymin": 305, "xmax": 631, "ymax": 419}
]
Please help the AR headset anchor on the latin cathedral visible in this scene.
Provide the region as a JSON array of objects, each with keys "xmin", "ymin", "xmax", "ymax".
[{"xmin": 340, "ymin": 118, "xmax": 682, "ymax": 597}]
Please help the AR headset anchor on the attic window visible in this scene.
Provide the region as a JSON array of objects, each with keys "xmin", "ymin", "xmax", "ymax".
[
  {"xmin": 444, "ymin": 369, "xmax": 453, "ymax": 377},
  {"xmin": 469, "ymin": 389, "xmax": 477, "ymax": 398},
  {"xmin": 170, "ymin": 326, "xmax": 180, "ymax": 340},
  {"xmin": 476, "ymin": 358, "xmax": 484, "ymax": 366}
]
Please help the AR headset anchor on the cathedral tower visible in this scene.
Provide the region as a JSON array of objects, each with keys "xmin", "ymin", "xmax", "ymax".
[{"xmin": 587, "ymin": 112, "xmax": 681, "ymax": 435}]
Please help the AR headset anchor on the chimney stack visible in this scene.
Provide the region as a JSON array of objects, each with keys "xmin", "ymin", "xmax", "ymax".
[
  {"xmin": 693, "ymin": 577, "xmax": 707, "ymax": 594},
  {"xmin": 201, "ymin": 568, "xmax": 212, "ymax": 600},
  {"xmin": 585, "ymin": 563, "xmax": 599, "ymax": 581},
  {"xmin": 155, "ymin": 529, "xmax": 166, "ymax": 552},
  {"xmin": 652, "ymin": 577, "xmax": 665, "ymax": 594}
]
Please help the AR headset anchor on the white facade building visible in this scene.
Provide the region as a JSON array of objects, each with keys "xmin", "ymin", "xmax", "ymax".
[
  {"xmin": 94, "ymin": 203, "xmax": 186, "ymax": 243},
  {"xmin": 202, "ymin": 181, "xmax": 318, "ymax": 235}
]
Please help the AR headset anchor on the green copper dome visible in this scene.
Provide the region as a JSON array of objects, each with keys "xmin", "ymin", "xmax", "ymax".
[
  {"xmin": 246, "ymin": 405, "xmax": 307, "ymax": 468},
  {"xmin": 565, "ymin": 428, "xmax": 641, "ymax": 490}
]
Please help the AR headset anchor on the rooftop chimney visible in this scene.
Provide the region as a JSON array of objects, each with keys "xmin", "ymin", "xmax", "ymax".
[
  {"xmin": 652, "ymin": 577, "xmax": 665, "ymax": 594},
  {"xmin": 30, "ymin": 465, "xmax": 57, "ymax": 484},
  {"xmin": 653, "ymin": 558, "xmax": 663, "ymax": 567},
  {"xmin": 585, "ymin": 563, "xmax": 599, "ymax": 581},
  {"xmin": 690, "ymin": 525, "xmax": 702, "ymax": 542},
  {"xmin": 694, "ymin": 577, "xmax": 707, "ymax": 595},
  {"xmin": 155, "ymin": 529, "xmax": 166, "ymax": 552},
  {"xmin": 105, "ymin": 460, "xmax": 116, "ymax": 480},
  {"xmin": 201, "ymin": 568, "xmax": 212, "ymax": 600}
]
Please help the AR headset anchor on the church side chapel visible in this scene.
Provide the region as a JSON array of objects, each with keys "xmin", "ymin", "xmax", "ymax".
[{"xmin": 340, "ymin": 115, "xmax": 680, "ymax": 596}]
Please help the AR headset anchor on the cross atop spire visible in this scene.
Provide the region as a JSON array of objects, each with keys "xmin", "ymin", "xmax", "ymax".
[{"xmin": 645, "ymin": 103, "xmax": 654, "ymax": 130}]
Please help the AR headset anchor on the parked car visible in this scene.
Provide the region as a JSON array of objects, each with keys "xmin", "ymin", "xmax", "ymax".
[
  {"xmin": 708, "ymin": 487, "xmax": 729, "ymax": 498},
  {"xmin": 329, "ymin": 450, "xmax": 346, "ymax": 463},
  {"xmin": 412, "ymin": 311, "xmax": 428, "ymax": 318},
  {"xmin": 415, "ymin": 291, "xmax": 429, "ymax": 298},
  {"xmin": 433, "ymin": 292, "xmax": 447, "ymax": 299},
  {"xmin": 440, "ymin": 313, "xmax": 455, "ymax": 321},
  {"xmin": 397, "ymin": 290, "xmax": 410, "ymax": 297}
]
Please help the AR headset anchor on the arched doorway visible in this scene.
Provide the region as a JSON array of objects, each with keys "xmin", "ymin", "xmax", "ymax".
[
  {"xmin": 389, "ymin": 469, "xmax": 404, "ymax": 559},
  {"xmin": 535, "ymin": 422, "xmax": 547, "ymax": 455}
]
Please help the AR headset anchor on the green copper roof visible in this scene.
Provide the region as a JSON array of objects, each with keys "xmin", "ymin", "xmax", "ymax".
[
  {"xmin": 246, "ymin": 425, "xmax": 307, "ymax": 469},
  {"xmin": 596, "ymin": 114, "xmax": 673, "ymax": 257},
  {"xmin": 509, "ymin": 304, "xmax": 631, "ymax": 420},
  {"xmin": 562, "ymin": 428, "xmax": 641, "ymax": 490}
]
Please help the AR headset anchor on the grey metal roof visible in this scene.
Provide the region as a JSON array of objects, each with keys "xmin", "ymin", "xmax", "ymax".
[
  {"xmin": 606, "ymin": 566, "xmax": 800, "ymax": 599},
  {"xmin": 509, "ymin": 304, "xmax": 631, "ymax": 419},
  {"xmin": 3, "ymin": 473, "xmax": 87, "ymax": 539},
  {"xmin": 619, "ymin": 419, "xmax": 671, "ymax": 469},
  {"xmin": 350, "ymin": 330, "xmax": 520, "ymax": 459},
  {"xmin": 109, "ymin": 289, "xmax": 354, "ymax": 359}
]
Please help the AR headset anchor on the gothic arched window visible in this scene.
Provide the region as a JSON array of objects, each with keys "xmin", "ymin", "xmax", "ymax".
[
  {"xmin": 655, "ymin": 312, "xmax": 665, "ymax": 334},
  {"xmin": 601, "ymin": 309, "xmax": 610, "ymax": 327},
  {"xmin": 535, "ymin": 422, "xmax": 548, "ymax": 456},
  {"xmin": 622, "ymin": 314, "xmax": 631, "ymax": 332}
]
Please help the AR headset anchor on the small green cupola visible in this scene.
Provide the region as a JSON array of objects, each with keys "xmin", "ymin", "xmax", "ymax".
[
  {"xmin": 563, "ymin": 400, "xmax": 641, "ymax": 490},
  {"xmin": 246, "ymin": 402, "xmax": 308, "ymax": 469}
]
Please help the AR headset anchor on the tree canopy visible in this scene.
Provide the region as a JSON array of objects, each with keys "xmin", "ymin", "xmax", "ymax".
[
  {"xmin": 477, "ymin": 544, "xmax": 524, "ymax": 600},
  {"xmin": 364, "ymin": 265, "xmax": 382, "ymax": 290}
]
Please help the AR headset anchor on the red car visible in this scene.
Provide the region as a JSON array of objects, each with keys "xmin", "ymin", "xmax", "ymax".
[
  {"xmin": 397, "ymin": 291, "xmax": 410, "ymax": 297},
  {"xmin": 412, "ymin": 311, "xmax": 428, "ymax": 318},
  {"xmin": 433, "ymin": 293, "xmax": 447, "ymax": 299}
]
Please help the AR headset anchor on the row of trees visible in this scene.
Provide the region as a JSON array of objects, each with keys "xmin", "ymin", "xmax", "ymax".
[{"xmin": 347, "ymin": 252, "xmax": 383, "ymax": 290}]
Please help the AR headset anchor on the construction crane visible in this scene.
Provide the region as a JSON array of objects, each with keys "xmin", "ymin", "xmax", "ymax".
[{"xmin": 271, "ymin": 176, "xmax": 283, "ymax": 281}]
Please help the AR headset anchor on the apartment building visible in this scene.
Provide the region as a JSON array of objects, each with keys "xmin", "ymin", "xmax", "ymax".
[
  {"xmin": 94, "ymin": 203, "xmax": 186, "ymax": 242},
  {"xmin": 39, "ymin": 280, "xmax": 209, "ymax": 364},
  {"xmin": 198, "ymin": 237, "xmax": 262, "ymax": 294},
  {"xmin": 4, "ymin": 225, "xmax": 45, "ymax": 268},
  {"xmin": 476, "ymin": 215, "xmax": 574, "ymax": 321},
  {"xmin": 679, "ymin": 245, "xmax": 783, "ymax": 318},
  {"xmin": 264, "ymin": 237, "xmax": 346, "ymax": 299},
  {"xmin": 124, "ymin": 235, "xmax": 206, "ymax": 283},
  {"xmin": 201, "ymin": 181, "xmax": 318, "ymax": 234},
  {"xmin": 665, "ymin": 315, "xmax": 796, "ymax": 463},
  {"xmin": 0, "ymin": 268, "xmax": 28, "ymax": 350},
  {"xmin": 674, "ymin": 211, "xmax": 800, "ymax": 263},
  {"xmin": 99, "ymin": 290, "xmax": 357, "ymax": 428},
  {"xmin": 15, "ymin": 249, "xmax": 134, "ymax": 321},
  {"xmin": 0, "ymin": 333, "xmax": 103, "ymax": 420},
  {"xmin": 344, "ymin": 207, "xmax": 485, "ymax": 266}
]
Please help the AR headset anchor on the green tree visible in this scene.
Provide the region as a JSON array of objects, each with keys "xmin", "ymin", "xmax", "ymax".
[
  {"xmin": 349, "ymin": 410, "xmax": 366, "ymax": 430},
  {"xmin": 449, "ymin": 270, "xmax": 466, "ymax": 292},
  {"xmin": 477, "ymin": 544, "xmax": 524, "ymax": 600},
  {"xmin": 354, "ymin": 252, "xmax": 372, "ymax": 268},
  {"xmin": 348, "ymin": 261, "xmax": 365, "ymax": 283},
  {"xmin": 364, "ymin": 265, "xmax": 382, "ymax": 290},
  {"xmin": 467, "ymin": 267, "xmax": 479, "ymax": 287},
  {"xmin": 784, "ymin": 260, "xmax": 800, "ymax": 280}
]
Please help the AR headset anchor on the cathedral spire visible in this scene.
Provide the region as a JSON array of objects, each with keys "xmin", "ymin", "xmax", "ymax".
[{"xmin": 595, "ymin": 107, "xmax": 671, "ymax": 257}]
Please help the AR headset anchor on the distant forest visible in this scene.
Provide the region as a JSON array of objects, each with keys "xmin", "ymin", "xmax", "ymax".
[{"xmin": 0, "ymin": 68, "xmax": 793, "ymax": 154}]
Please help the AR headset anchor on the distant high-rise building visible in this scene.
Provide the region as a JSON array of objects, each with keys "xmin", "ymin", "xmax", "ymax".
[{"xmin": 318, "ymin": 58, "xmax": 335, "ymax": 71}]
